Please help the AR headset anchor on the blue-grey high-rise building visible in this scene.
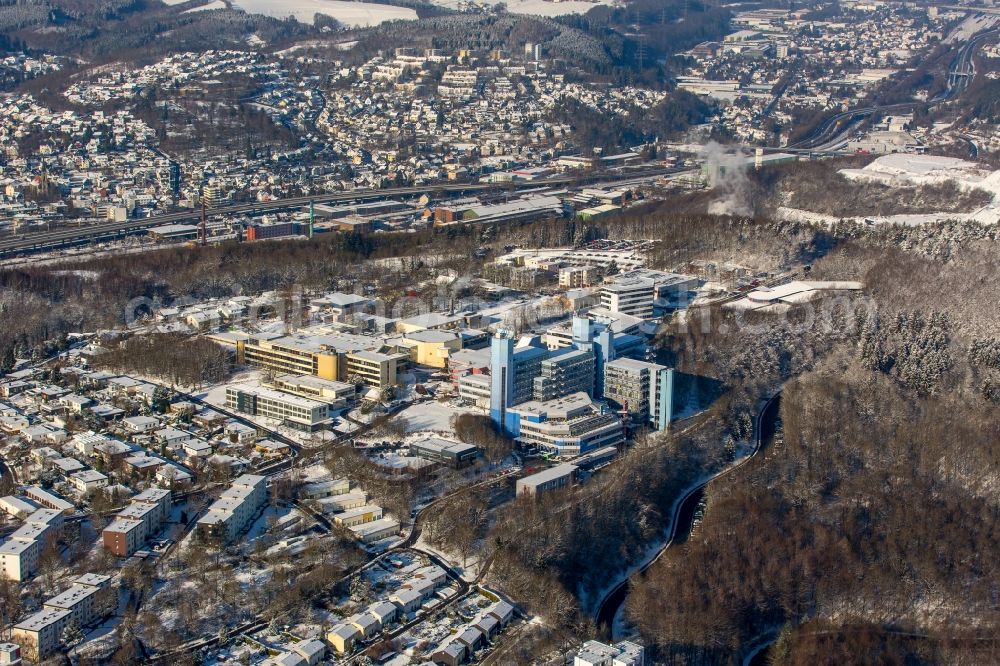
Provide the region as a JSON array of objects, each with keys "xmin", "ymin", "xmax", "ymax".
[
  {"xmin": 490, "ymin": 316, "xmax": 660, "ymax": 437},
  {"xmin": 490, "ymin": 332, "xmax": 548, "ymax": 436}
]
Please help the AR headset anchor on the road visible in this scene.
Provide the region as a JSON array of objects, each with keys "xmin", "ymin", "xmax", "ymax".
[
  {"xmin": 0, "ymin": 168, "xmax": 679, "ymax": 259},
  {"xmin": 143, "ymin": 451, "xmax": 519, "ymax": 662},
  {"xmin": 593, "ymin": 391, "xmax": 782, "ymax": 637},
  {"xmin": 787, "ymin": 27, "xmax": 998, "ymax": 151}
]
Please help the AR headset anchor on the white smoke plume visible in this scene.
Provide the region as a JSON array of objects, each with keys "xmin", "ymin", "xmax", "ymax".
[{"xmin": 701, "ymin": 142, "xmax": 754, "ymax": 217}]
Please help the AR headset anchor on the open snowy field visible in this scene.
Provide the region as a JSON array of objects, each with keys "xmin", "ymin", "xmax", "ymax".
[
  {"xmin": 234, "ymin": 0, "xmax": 417, "ymax": 26},
  {"xmin": 397, "ymin": 401, "xmax": 475, "ymax": 433},
  {"xmin": 839, "ymin": 153, "xmax": 1000, "ymax": 195},
  {"xmin": 184, "ymin": 0, "xmax": 227, "ymax": 11},
  {"xmin": 828, "ymin": 153, "xmax": 1000, "ymax": 225}
]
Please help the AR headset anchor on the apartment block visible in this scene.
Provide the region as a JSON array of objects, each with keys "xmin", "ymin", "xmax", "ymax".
[
  {"xmin": 42, "ymin": 573, "xmax": 115, "ymax": 628},
  {"xmin": 11, "ymin": 609, "xmax": 71, "ymax": 662},
  {"xmin": 0, "ymin": 509, "xmax": 63, "ymax": 581},
  {"xmin": 102, "ymin": 518, "xmax": 145, "ymax": 558},
  {"xmin": 14, "ymin": 573, "xmax": 115, "ymax": 661},
  {"xmin": 101, "ymin": 487, "xmax": 171, "ymax": 557},
  {"xmin": 197, "ymin": 474, "xmax": 267, "ymax": 543}
]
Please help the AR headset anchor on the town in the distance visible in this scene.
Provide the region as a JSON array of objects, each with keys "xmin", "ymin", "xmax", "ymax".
[{"xmin": 1, "ymin": 0, "xmax": 1000, "ymax": 664}]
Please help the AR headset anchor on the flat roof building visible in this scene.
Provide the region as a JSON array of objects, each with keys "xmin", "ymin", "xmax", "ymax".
[
  {"xmin": 226, "ymin": 385, "xmax": 331, "ymax": 432},
  {"xmin": 409, "ymin": 438, "xmax": 479, "ymax": 468},
  {"xmin": 574, "ymin": 639, "xmax": 645, "ymax": 666},
  {"xmin": 511, "ymin": 392, "xmax": 624, "ymax": 457},
  {"xmin": 42, "ymin": 573, "xmax": 114, "ymax": 628},
  {"xmin": 349, "ymin": 517, "xmax": 400, "ymax": 543},
  {"xmin": 533, "ymin": 347, "xmax": 595, "ymax": 402},
  {"xmin": 603, "ymin": 359, "xmax": 674, "ymax": 431},
  {"xmin": 101, "ymin": 518, "xmax": 145, "ymax": 558},
  {"xmin": 301, "ymin": 478, "xmax": 350, "ymax": 500},
  {"xmin": 12, "ymin": 608, "xmax": 71, "ymax": 662},
  {"xmin": 333, "ymin": 504, "xmax": 383, "ymax": 528},
  {"xmin": 390, "ymin": 329, "xmax": 463, "ymax": 369},
  {"xmin": 0, "ymin": 509, "xmax": 63, "ymax": 581},
  {"xmin": 559, "ymin": 265, "xmax": 600, "ymax": 289},
  {"xmin": 270, "ymin": 374, "xmax": 355, "ymax": 408},
  {"xmin": 516, "ymin": 463, "xmax": 578, "ymax": 497},
  {"xmin": 599, "ymin": 270, "xmax": 698, "ymax": 319},
  {"xmin": 320, "ymin": 491, "xmax": 369, "ymax": 512},
  {"xmin": 0, "ymin": 496, "xmax": 37, "ymax": 520},
  {"xmin": 490, "ymin": 333, "xmax": 550, "ymax": 434},
  {"xmin": 197, "ymin": 474, "xmax": 267, "ymax": 543},
  {"xmin": 23, "ymin": 486, "xmax": 73, "ymax": 513},
  {"xmin": 101, "ymin": 488, "xmax": 171, "ymax": 558},
  {"xmin": 238, "ymin": 330, "xmax": 408, "ymax": 389}
]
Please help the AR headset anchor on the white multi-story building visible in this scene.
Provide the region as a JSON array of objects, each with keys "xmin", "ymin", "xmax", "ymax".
[
  {"xmin": 42, "ymin": 573, "xmax": 115, "ymax": 627},
  {"xmin": 457, "ymin": 372, "xmax": 491, "ymax": 408},
  {"xmin": 11, "ymin": 609, "xmax": 71, "ymax": 662},
  {"xmin": 197, "ymin": 474, "xmax": 267, "ymax": 543},
  {"xmin": 13, "ymin": 574, "xmax": 114, "ymax": 661},
  {"xmin": 510, "ymin": 392, "xmax": 624, "ymax": 457},
  {"xmin": 269, "ymin": 374, "xmax": 355, "ymax": 409},
  {"xmin": 599, "ymin": 270, "xmax": 698, "ymax": 318},
  {"xmin": 226, "ymin": 385, "xmax": 331, "ymax": 432},
  {"xmin": 0, "ymin": 509, "xmax": 63, "ymax": 581},
  {"xmin": 69, "ymin": 469, "xmax": 108, "ymax": 493}
]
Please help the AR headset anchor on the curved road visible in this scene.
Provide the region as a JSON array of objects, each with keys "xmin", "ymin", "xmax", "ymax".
[
  {"xmin": 143, "ymin": 461, "xmax": 517, "ymax": 663},
  {"xmin": 788, "ymin": 27, "xmax": 998, "ymax": 151},
  {"xmin": 594, "ymin": 391, "xmax": 782, "ymax": 636}
]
